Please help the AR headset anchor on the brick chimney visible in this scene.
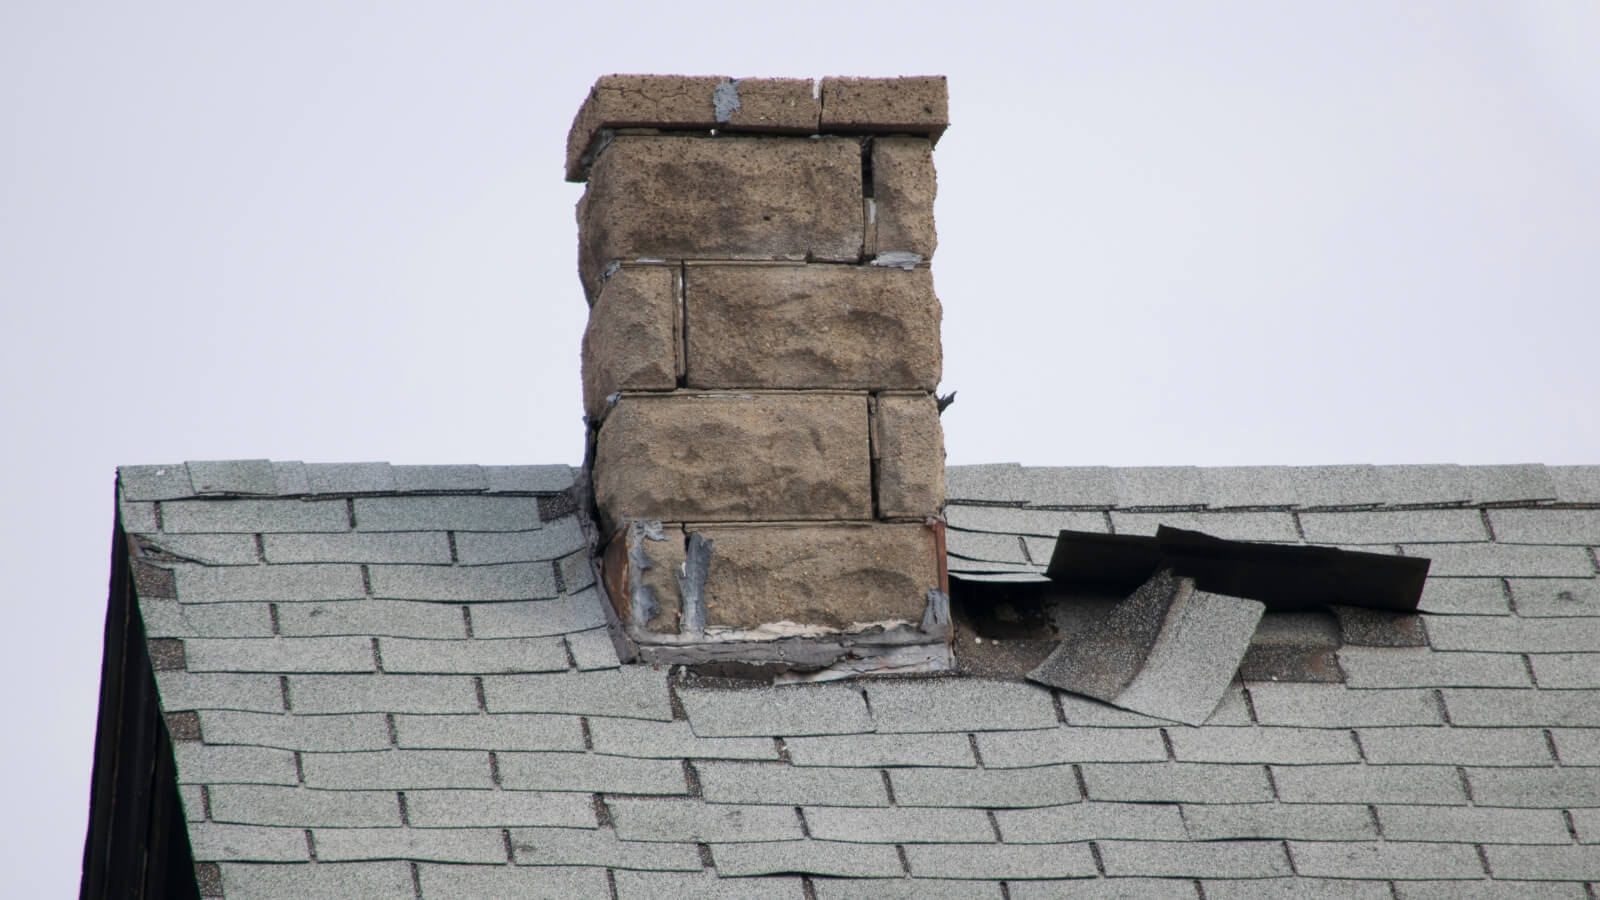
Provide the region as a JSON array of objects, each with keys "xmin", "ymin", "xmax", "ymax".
[{"xmin": 570, "ymin": 75, "xmax": 950, "ymax": 674}]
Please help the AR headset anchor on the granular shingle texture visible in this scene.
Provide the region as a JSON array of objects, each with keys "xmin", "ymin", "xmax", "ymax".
[{"xmin": 111, "ymin": 461, "xmax": 1600, "ymax": 896}]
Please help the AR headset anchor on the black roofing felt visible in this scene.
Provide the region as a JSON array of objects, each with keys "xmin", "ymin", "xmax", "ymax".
[{"xmin": 89, "ymin": 460, "xmax": 1600, "ymax": 898}]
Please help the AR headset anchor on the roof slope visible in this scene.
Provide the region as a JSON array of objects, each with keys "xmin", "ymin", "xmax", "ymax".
[{"xmin": 112, "ymin": 460, "xmax": 1600, "ymax": 898}]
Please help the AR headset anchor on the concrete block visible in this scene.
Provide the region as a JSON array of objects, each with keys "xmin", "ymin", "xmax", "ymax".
[
  {"xmin": 583, "ymin": 265, "xmax": 679, "ymax": 420},
  {"xmin": 873, "ymin": 393, "xmax": 945, "ymax": 517},
  {"xmin": 594, "ymin": 393, "xmax": 871, "ymax": 528},
  {"xmin": 818, "ymin": 76, "xmax": 948, "ymax": 139},
  {"xmin": 578, "ymin": 136, "xmax": 862, "ymax": 297},
  {"xmin": 720, "ymin": 78, "xmax": 821, "ymax": 132},
  {"xmin": 870, "ymin": 137, "xmax": 937, "ymax": 258},
  {"xmin": 683, "ymin": 264, "xmax": 941, "ymax": 391}
]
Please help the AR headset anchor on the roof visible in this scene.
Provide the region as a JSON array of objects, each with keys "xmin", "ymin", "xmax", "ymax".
[{"xmin": 101, "ymin": 460, "xmax": 1600, "ymax": 897}]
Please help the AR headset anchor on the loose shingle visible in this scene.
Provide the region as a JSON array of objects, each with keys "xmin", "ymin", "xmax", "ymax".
[
  {"xmin": 197, "ymin": 711, "xmax": 390, "ymax": 752},
  {"xmin": 698, "ymin": 761, "xmax": 888, "ymax": 807},
  {"xmin": 156, "ymin": 671, "xmax": 285, "ymax": 713},
  {"xmin": 945, "ymin": 505, "xmax": 1107, "ymax": 537},
  {"xmin": 1411, "ymin": 544, "xmax": 1594, "ymax": 578},
  {"xmin": 414, "ymin": 863, "xmax": 609, "ymax": 899},
  {"xmin": 803, "ymin": 806, "xmax": 994, "ymax": 843},
  {"xmin": 305, "ymin": 463, "xmax": 395, "ymax": 495},
  {"xmin": 1507, "ymin": 577, "xmax": 1600, "ymax": 617},
  {"xmin": 607, "ymin": 798, "xmax": 803, "ymax": 843},
  {"xmin": 496, "ymin": 751, "xmax": 687, "ymax": 795},
  {"xmin": 120, "ymin": 501, "xmax": 160, "ymax": 533},
  {"xmin": 586, "ymin": 718, "xmax": 777, "ymax": 761},
  {"xmin": 401, "ymin": 789, "xmax": 596, "ymax": 829},
  {"xmin": 995, "ymin": 802, "xmax": 1186, "ymax": 843},
  {"xmin": 1417, "ymin": 578, "xmax": 1510, "ymax": 616},
  {"xmin": 207, "ymin": 785, "xmax": 401, "ymax": 827},
  {"xmin": 1271, "ymin": 764, "xmax": 1466, "ymax": 805},
  {"xmin": 1110, "ymin": 511, "xmax": 1299, "ymax": 542},
  {"xmin": 903, "ymin": 842, "xmax": 1098, "ymax": 879},
  {"xmin": 285, "ymin": 674, "xmax": 479, "ymax": 714},
  {"xmin": 1080, "ymin": 763, "xmax": 1271, "ymax": 804},
  {"xmin": 376, "ymin": 636, "xmax": 568, "ymax": 674},
  {"xmin": 1246, "ymin": 684, "xmax": 1442, "ymax": 727},
  {"xmin": 679, "ymin": 684, "xmax": 873, "ymax": 737},
  {"xmin": 1443, "ymin": 688, "xmax": 1600, "ymax": 727},
  {"xmin": 975, "ymin": 726, "xmax": 1168, "ymax": 768},
  {"xmin": 367, "ymin": 562, "xmax": 557, "ymax": 602},
  {"xmin": 1097, "ymin": 840, "xmax": 1292, "ymax": 879},
  {"xmin": 1374, "ymin": 805, "xmax": 1572, "ymax": 844},
  {"xmin": 944, "ymin": 530, "xmax": 1029, "ymax": 563},
  {"xmin": 891, "ymin": 764, "xmax": 1080, "ymax": 808},
  {"xmin": 162, "ymin": 499, "xmax": 349, "ymax": 534},
  {"xmin": 135, "ymin": 534, "xmax": 262, "ymax": 565},
  {"xmin": 483, "ymin": 464, "xmax": 576, "ymax": 493},
  {"xmin": 120, "ymin": 464, "xmax": 196, "ymax": 501},
  {"xmin": 564, "ymin": 627, "xmax": 621, "ymax": 671},
  {"xmin": 173, "ymin": 744, "xmax": 299, "ymax": 785},
  {"xmin": 187, "ymin": 823, "xmax": 308, "ymax": 862},
  {"xmin": 263, "ymin": 532, "xmax": 451, "ymax": 564},
  {"xmin": 1464, "ymin": 767, "xmax": 1600, "ymax": 807},
  {"xmin": 218, "ymin": 861, "xmax": 414, "ymax": 899},
  {"xmin": 1180, "ymin": 803, "xmax": 1376, "ymax": 841},
  {"xmin": 1288, "ymin": 841, "xmax": 1485, "ymax": 879},
  {"xmin": 1299, "ymin": 510, "xmax": 1486, "ymax": 545},
  {"xmin": 1165, "ymin": 727, "xmax": 1359, "ymax": 765},
  {"xmin": 1355, "ymin": 726, "xmax": 1552, "ymax": 766},
  {"xmin": 1337, "ymin": 648, "xmax": 1529, "ymax": 688},
  {"xmin": 300, "ymin": 749, "xmax": 492, "ymax": 789},
  {"xmin": 784, "ymin": 732, "xmax": 974, "ymax": 768},
  {"xmin": 390, "ymin": 464, "xmax": 489, "ymax": 493},
  {"xmin": 1426, "ymin": 616, "xmax": 1600, "ymax": 653},
  {"xmin": 481, "ymin": 668, "xmax": 673, "ymax": 720},
  {"xmin": 391, "ymin": 713, "xmax": 586, "ymax": 752},
  {"xmin": 354, "ymin": 496, "xmax": 540, "ymax": 532},
  {"xmin": 184, "ymin": 637, "xmax": 376, "ymax": 673},
  {"xmin": 865, "ymin": 678, "xmax": 1058, "ymax": 733},
  {"xmin": 713, "ymin": 840, "xmax": 905, "ymax": 878},
  {"xmin": 174, "ymin": 564, "xmax": 366, "ymax": 603},
  {"xmin": 615, "ymin": 870, "xmax": 805, "ymax": 900},
  {"xmin": 310, "ymin": 826, "xmax": 505, "ymax": 863}
]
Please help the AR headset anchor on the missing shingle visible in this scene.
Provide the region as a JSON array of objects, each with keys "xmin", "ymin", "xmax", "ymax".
[
  {"xmin": 539, "ymin": 492, "xmax": 578, "ymax": 522},
  {"xmin": 193, "ymin": 862, "xmax": 222, "ymax": 897},
  {"xmin": 165, "ymin": 711, "xmax": 201, "ymax": 742},
  {"xmin": 697, "ymin": 843, "xmax": 715, "ymax": 869},
  {"xmin": 148, "ymin": 639, "xmax": 186, "ymax": 671}
]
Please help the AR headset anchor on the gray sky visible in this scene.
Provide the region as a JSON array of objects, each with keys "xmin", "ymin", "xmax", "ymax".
[{"xmin": 3, "ymin": 1, "xmax": 1596, "ymax": 892}]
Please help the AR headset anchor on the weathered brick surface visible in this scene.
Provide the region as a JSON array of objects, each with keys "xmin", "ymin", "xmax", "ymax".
[
  {"xmin": 594, "ymin": 393, "xmax": 871, "ymax": 529},
  {"xmin": 873, "ymin": 393, "xmax": 945, "ymax": 518},
  {"xmin": 683, "ymin": 264, "xmax": 941, "ymax": 391},
  {"xmin": 870, "ymin": 137, "xmax": 937, "ymax": 258},
  {"xmin": 694, "ymin": 523, "xmax": 938, "ymax": 629},
  {"xmin": 582, "ymin": 265, "xmax": 679, "ymax": 419},
  {"xmin": 721, "ymin": 78, "xmax": 820, "ymax": 132},
  {"xmin": 819, "ymin": 76, "xmax": 949, "ymax": 139},
  {"xmin": 578, "ymin": 136, "xmax": 862, "ymax": 298}
]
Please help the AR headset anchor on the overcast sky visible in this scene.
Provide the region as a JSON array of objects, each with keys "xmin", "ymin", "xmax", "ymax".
[{"xmin": 4, "ymin": 1, "xmax": 1597, "ymax": 892}]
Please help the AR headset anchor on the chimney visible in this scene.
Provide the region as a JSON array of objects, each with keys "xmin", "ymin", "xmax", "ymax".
[{"xmin": 570, "ymin": 74, "xmax": 950, "ymax": 674}]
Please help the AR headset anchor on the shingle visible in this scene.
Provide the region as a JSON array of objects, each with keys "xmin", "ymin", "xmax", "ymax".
[
  {"xmin": 276, "ymin": 599, "xmax": 466, "ymax": 639},
  {"xmin": 273, "ymin": 461, "xmax": 310, "ymax": 495},
  {"xmin": 1427, "ymin": 616, "xmax": 1600, "ymax": 653},
  {"xmin": 559, "ymin": 549, "xmax": 597, "ymax": 594},
  {"xmin": 712, "ymin": 840, "xmax": 905, "ymax": 877},
  {"xmin": 392, "ymin": 713, "xmax": 586, "ymax": 751},
  {"xmin": 1180, "ymin": 802, "xmax": 1376, "ymax": 841},
  {"xmin": 1098, "ymin": 840, "xmax": 1291, "ymax": 878},
  {"xmin": 1573, "ymin": 807, "xmax": 1600, "ymax": 842},
  {"xmin": 1289, "ymin": 841, "xmax": 1484, "ymax": 879},
  {"xmin": 1113, "ymin": 467, "xmax": 1206, "ymax": 508},
  {"xmin": 1460, "ymin": 464, "xmax": 1556, "ymax": 504},
  {"xmin": 1372, "ymin": 464, "xmax": 1471, "ymax": 507},
  {"xmin": 306, "ymin": 463, "xmax": 395, "ymax": 494},
  {"xmin": 607, "ymin": 798, "xmax": 803, "ymax": 842},
  {"xmin": 376, "ymin": 636, "xmax": 568, "ymax": 674},
  {"xmin": 865, "ymin": 678, "xmax": 1058, "ymax": 733},
  {"xmin": 1110, "ymin": 511, "xmax": 1299, "ymax": 542},
  {"xmin": 995, "ymin": 802, "xmax": 1186, "ymax": 842},
  {"xmin": 1337, "ymin": 648, "xmax": 1529, "ymax": 688},
  {"xmin": 121, "ymin": 464, "xmax": 196, "ymax": 500},
  {"xmin": 368, "ymin": 562, "xmax": 557, "ymax": 602},
  {"xmin": 1480, "ymin": 845, "xmax": 1600, "ymax": 880},
  {"xmin": 456, "ymin": 522, "xmax": 588, "ymax": 564},
  {"xmin": 120, "ymin": 501, "xmax": 160, "ymax": 533},
  {"xmin": 1010, "ymin": 879, "xmax": 1203, "ymax": 900},
  {"xmin": 1291, "ymin": 466, "xmax": 1383, "ymax": 508},
  {"xmin": 174, "ymin": 564, "xmax": 366, "ymax": 603},
  {"xmin": 390, "ymin": 465, "xmax": 489, "ymax": 493},
  {"xmin": 187, "ymin": 460, "xmax": 279, "ymax": 496},
  {"xmin": 301, "ymin": 749, "xmax": 492, "ymax": 789},
  {"xmin": 208, "ymin": 785, "xmax": 401, "ymax": 827},
  {"xmin": 1393, "ymin": 883, "xmax": 1586, "ymax": 900},
  {"xmin": 1080, "ymin": 763, "xmax": 1271, "ymax": 804},
  {"xmin": 564, "ymin": 628, "xmax": 620, "ymax": 671},
  {"xmin": 179, "ymin": 784, "xmax": 206, "ymax": 820},
  {"xmin": 1356, "ymin": 726, "xmax": 1552, "ymax": 766},
  {"xmin": 497, "ymin": 751, "xmax": 688, "ymax": 795},
  {"xmin": 944, "ymin": 463, "xmax": 1025, "ymax": 502},
  {"xmin": 1299, "ymin": 510, "xmax": 1486, "ymax": 545},
  {"xmin": 135, "ymin": 534, "xmax": 262, "ymax": 565},
  {"xmin": 1417, "ymin": 578, "xmax": 1510, "ymax": 615},
  {"xmin": 1507, "ymin": 577, "xmax": 1600, "ymax": 617},
  {"xmin": 587, "ymin": 718, "xmax": 777, "ymax": 761},
  {"xmin": 1166, "ymin": 727, "xmax": 1359, "ymax": 764},
  {"xmin": 1464, "ymin": 767, "xmax": 1600, "ymax": 807},
  {"xmin": 162, "ymin": 499, "xmax": 349, "ymax": 533},
  {"xmin": 784, "ymin": 732, "xmax": 974, "ymax": 767},
  {"xmin": 1374, "ymin": 805, "xmax": 1572, "ymax": 844},
  {"xmin": 816, "ymin": 877, "xmax": 1006, "ymax": 900},
  {"xmin": 1443, "ymin": 688, "xmax": 1600, "ymax": 726},
  {"xmin": 944, "ymin": 530, "xmax": 1029, "ymax": 563},
  {"xmin": 1551, "ymin": 727, "xmax": 1600, "ymax": 765},
  {"xmin": 679, "ymin": 684, "xmax": 872, "ymax": 737},
  {"xmin": 484, "ymin": 465, "xmax": 577, "ymax": 494},
  {"xmin": 401, "ymin": 789, "xmax": 596, "ymax": 829},
  {"xmin": 1410, "ymin": 544, "xmax": 1594, "ymax": 578},
  {"xmin": 615, "ymin": 870, "xmax": 805, "ymax": 900},
  {"xmin": 354, "ymin": 496, "xmax": 540, "ymax": 532},
  {"xmin": 803, "ymin": 806, "xmax": 994, "ymax": 843},
  {"xmin": 945, "ymin": 505, "xmax": 1107, "ymax": 537},
  {"xmin": 218, "ymin": 861, "xmax": 414, "ymax": 899},
  {"xmin": 1198, "ymin": 467, "xmax": 1299, "ymax": 508},
  {"xmin": 156, "ymin": 671, "xmax": 285, "ymax": 713},
  {"xmin": 1246, "ymin": 684, "xmax": 1442, "ymax": 727},
  {"xmin": 468, "ymin": 593, "xmax": 608, "ymax": 638},
  {"xmin": 975, "ymin": 726, "xmax": 1167, "ymax": 767},
  {"xmin": 311, "ymin": 826, "xmax": 505, "ymax": 863},
  {"xmin": 286, "ymin": 674, "xmax": 479, "ymax": 714},
  {"xmin": 903, "ymin": 841, "xmax": 1097, "ymax": 879},
  {"xmin": 1052, "ymin": 691, "xmax": 1180, "ymax": 727},
  {"xmin": 1550, "ymin": 465, "xmax": 1600, "ymax": 503},
  {"xmin": 891, "ymin": 764, "xmax": 1080, "ymax": 808},
  {"xmin": 481, "ymin": 668, "xmax": 673, "ymax": 720},
  {"xmin": 187, "ymin": 823, "xmax": 308, "ymax": 862},
  {"xmin": 1489, "ymin": 509, "xmax": 1600, "ymax": 545},
  {"xmin": 197, "ymin": 711, "xmax": 390, "ymax": 752},
  {"xmin": 263, "ymin": 532, "xmax": 451, "ymax": 564},
  {"xmin": 698, "ymin": 761, "xmax": 888, "ymax": 806},
  {"xmin": 139, "ymin": 599, "xmax": 274, "ymax": 638},
  {"xmin": 1029, "ymin": 466, "xmax": 1124, "ymax": 507},
  {"xmin": 414, "ymin": 864, "xmax": 609, "ymax": 900},
  {"xmin": 174, "ymin": 744, "xmax": 299, "ymax": 785},
  {"xmin": 185, "ymin": 637, "xmax": 376, "ymax": 673},
  {"xmin": 1271, "ymin": 764, "xmax": 1466, "ymax": 805}
]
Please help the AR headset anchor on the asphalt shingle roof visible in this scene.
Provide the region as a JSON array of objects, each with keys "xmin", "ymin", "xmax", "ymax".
[{"xmin": 118, "ymin": 460, "xmax": 1600, "ymax": 897}]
